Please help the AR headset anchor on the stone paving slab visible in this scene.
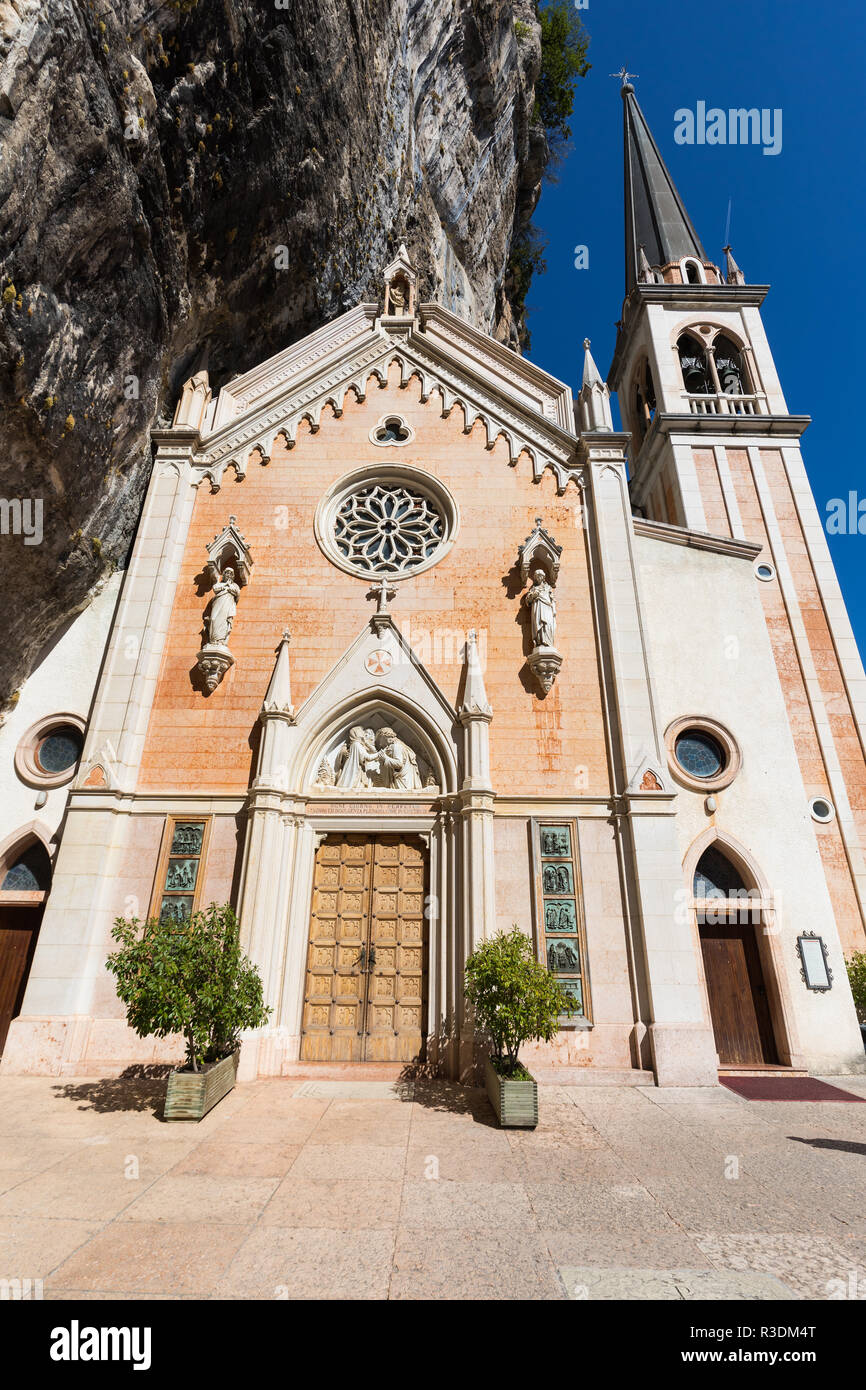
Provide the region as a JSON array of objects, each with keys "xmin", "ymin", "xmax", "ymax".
[
  {"xmin": 0, "ymin": 1073, "xmax": 864, "ymax": 1300},
  {"xmin": 293, "ymin": 1080, "xmax": 414, "ymax": 1100},
  {"xmin": 558, "ymin": 1266, "xmax": 799, "ymax": 1300}
]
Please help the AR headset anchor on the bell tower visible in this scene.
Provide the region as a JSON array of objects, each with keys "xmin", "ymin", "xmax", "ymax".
[
  {"xmin": 608, "ymin": 78, "xmax": 795, "ymax": 531},
  {"xmin": 606, "ymin": 79, "xmax": 866, "ymax": 960}
]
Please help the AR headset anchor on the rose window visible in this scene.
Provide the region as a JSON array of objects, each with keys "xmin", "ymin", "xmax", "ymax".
[{"xmin": 333, "ymin": 482, "xmax": 445, "ymax": 576}]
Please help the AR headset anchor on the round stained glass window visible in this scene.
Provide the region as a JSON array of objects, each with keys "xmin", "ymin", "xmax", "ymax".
[
  {"xmin": 333, "ymin": 481, "xmax": 446, "ymax": 577},
  {"xmin": 674, "ymin": 730, "xmax": 725, "ymax": 780},
  {"xmin": 36, "ymin": 727, "xmax": 83, "ymax": 774}
]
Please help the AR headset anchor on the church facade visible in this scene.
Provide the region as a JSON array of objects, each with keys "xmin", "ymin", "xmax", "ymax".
[{"xmin": 2, "ymin": 86, "xmax": 865, "ymax": 1085}]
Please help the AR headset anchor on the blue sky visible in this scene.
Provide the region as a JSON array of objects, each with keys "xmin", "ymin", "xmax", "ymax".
[{"xmin": 527, "ymin": 0, "xmax": 866, "ymax": 656}]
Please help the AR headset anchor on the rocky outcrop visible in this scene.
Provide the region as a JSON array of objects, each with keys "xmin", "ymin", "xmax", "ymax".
[{"xmin": 0, "ymin": 0, "xmax": 548, "ymax": 707}]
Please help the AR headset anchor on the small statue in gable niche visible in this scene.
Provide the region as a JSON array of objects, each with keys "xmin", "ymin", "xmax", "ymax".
[
  {"xmin": 523, "ymin": 567, "xmax": 557, "ymax": 649},
  {"xmin": 522, "ymin": 561, "xmax": 563, "ymax": 697},
  {"xmin": 389, "ymin": 278, "xmax": 407, "ymax": 312},
  {"xmin": 207, "ymin": 566, "xmax": 240, "ymax": 647}
]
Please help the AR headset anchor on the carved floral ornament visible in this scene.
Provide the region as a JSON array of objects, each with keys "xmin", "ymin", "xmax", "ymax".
[{"xmin": 519, "ymin": 518, "xmax": 563, "ymax": 696}]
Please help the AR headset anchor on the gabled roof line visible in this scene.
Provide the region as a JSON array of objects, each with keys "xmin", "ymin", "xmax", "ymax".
[{"xmin": 158, "ymin": 310, "xmax": 585, "ymax": 496}]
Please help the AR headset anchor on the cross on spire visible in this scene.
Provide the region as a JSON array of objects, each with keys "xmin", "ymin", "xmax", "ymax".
[{"xmin": 610, "ymin": 65, "xmax": 639, "ymax": 87}]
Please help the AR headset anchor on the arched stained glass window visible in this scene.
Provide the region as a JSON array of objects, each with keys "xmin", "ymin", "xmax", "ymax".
[
  {"xmin": 1, "ymin": 841, "xmax": 51, "ymax": 893},
  {"xmin": 693, "ymin": 845, "xmax": 747, "ymax": 899}
]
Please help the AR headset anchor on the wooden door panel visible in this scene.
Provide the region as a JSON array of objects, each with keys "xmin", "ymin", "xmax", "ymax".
[
  {"xmin": 301, "ymin": 834, "xmax": 428, "ymax": 1064},
  {"xmin": 364, "ymin": 836, "xmax": 427, "ymax": 1063},
  {"xmin": 700, "ymin": 922, "xmax": 777, "ymax": 1066},
  {"xmin": 0, "ymin": 908, "xmax": 43, "ymax": 1055},
  {"xmin": 300, "ymin": 837, "xmax": 371, "ymax": 1062}
]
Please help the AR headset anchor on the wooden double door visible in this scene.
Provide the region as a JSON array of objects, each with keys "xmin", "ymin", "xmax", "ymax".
[
  {"xmin": 699, "ymin": 919, "xmax": 778, "ymax": 1066},
  {"xmin": 300, "ymin": 834, "xmax": 428, "ymax": 1063}
]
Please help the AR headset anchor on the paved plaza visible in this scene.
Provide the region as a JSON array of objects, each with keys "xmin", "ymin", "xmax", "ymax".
[{"xmin": 1, "ymin": 1073, "xmax": 866, "ymax": 1300}]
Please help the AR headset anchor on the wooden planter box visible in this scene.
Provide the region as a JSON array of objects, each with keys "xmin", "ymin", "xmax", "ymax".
[
  {"xmin": 164, "ymin": 1050, "xmax": 239, "ymax": 1122},
  {"xmin": 484, "ymin": 1056, "xmax": 538, "ymax": 1129}
]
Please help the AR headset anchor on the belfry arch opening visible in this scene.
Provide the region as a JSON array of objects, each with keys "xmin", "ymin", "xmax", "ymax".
[{"xmin": 677, "ymin": 333, "xmax": 713, "ymax": 395}]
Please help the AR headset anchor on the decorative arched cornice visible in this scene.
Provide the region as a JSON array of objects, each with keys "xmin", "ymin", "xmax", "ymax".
[{"xmin": 167, "ymin": 314, "xmax": 583, "ymax": 497}]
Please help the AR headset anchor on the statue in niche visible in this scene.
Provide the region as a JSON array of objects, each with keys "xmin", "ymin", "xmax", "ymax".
[
  {"xmin": 522, "ymin": 568, "xmax": 557, "ymax": 649},
  {"xmin": 207, "ymin": 566, "xmax": 240, "ymax": 646},
  {"xmin": 335, "ymin": 727, "xmax": 379, "ymax": 789},
  {"xmin": 375, "ymin": 727, "xmax": 423, "ymax": 790}
]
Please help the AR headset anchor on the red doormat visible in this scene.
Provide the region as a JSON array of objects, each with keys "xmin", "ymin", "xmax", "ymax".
[{"xmin": 721, "ymin": 1075, "xmax": 866, "ymax": 1102}]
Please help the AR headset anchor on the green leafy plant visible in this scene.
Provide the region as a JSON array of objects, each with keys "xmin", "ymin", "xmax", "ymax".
[
  {"xmin": 506, "ymin": 224, "xmax": 548, "ymax": 349},
  {"xmin": 534, "ymin": 0, "xmax": 590, "ymax": 145},
  {"xmin": 464, "ymin": 926, "xmax": 574, "ymax": 1077},
  {"xmin": 847, "ymin": 951, "xmax": 866, "ymax": 1023},
  {"xmin": 106, "ymin": 902, "xmax": 271, "ymax": 1072}
]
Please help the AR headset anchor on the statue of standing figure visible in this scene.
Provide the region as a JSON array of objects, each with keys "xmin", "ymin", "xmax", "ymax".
[
  {"xmin": 334, "ymin": 727, "xmax": 379, "ymax": 789},
  {"xmin": 207, "ymin": 566, "xmax": 240, "ymax": 647},
  {"xmin": 522, "ymin": 567, "xmax": 557, "ymax": 649},
  {"xmin": 375, "ymin": 727, "xmax": 423, "ymax": 789}
]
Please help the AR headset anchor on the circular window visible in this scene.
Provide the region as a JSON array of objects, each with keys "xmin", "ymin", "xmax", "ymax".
[
  {"xmin": 755, "ymin": 561, "xmax": 775, "ymax": 582},
  {"xmin": 36, "ymin": 726, "xmax": 83, "ymax": 774},
  {"xmin": 14, "ymin": 713, "xmax": 86, "ymax": 789},
  {"xmin": 810, "ymin": 797, "xmax": 835, "ymax": 823},
  {"xmin": 675, "ymin": 730, "xmax": 725, "ymax": 780},
  {"xmin": 664, "ymin": 716, "xmax": 741, "ymax": 792},
  {"xmin": 316, "ymin": 465, "xmax": 458, "ymax": 581}
]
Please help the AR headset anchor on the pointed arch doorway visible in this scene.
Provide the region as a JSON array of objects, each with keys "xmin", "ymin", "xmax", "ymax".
[
  {"xmin": 300, "ymin": 832, "xmax": 429, "ymax": 1063},
  {"xmin": 694, "ymin": 844, "xmax": 779, "ymax": 1067},
  {"xmin": 0, "ymin": 834, "xmax": 52, "ymax": 1055}
]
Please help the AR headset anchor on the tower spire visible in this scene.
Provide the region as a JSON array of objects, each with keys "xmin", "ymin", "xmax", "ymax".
[
  {"xmin": 723, "ymin": 244, "xmax": 746, "ymax": 285},
  {"xmin": 622, "ymin": 80, "xmax": 706, "ymax": 293}
]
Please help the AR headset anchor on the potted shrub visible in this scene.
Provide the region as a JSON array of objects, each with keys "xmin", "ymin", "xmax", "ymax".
[
  {"xmin": 847, "ymin": 951, "xmax": 866, "ymax": 1053},
  {"xmin": 106, "ymin": 902, "xmax": 271, "ymax": 1120},
  {"xmin": 464, "ymin": 926, "xmax": 575, "ymax": 1128}
]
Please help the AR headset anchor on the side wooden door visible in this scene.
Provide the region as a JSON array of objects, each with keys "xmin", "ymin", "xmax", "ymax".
[
  {"xmin": 0, "ymin": 907, "xmax": 42, "ymax": 1055},
  {"xmin": 699, "ymin": 920, "xmax": 778, "ymax": 1066}
]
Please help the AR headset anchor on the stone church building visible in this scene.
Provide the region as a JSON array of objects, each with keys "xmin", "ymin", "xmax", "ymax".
[{"xmin": 2, "ymin": 85, "xmax": 865, "ymax": 1085}]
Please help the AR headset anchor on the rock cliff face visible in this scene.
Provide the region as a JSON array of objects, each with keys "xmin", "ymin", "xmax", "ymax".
[{"xmin": 0, "ymin": 0, "xmax": 548, "ymax": 707}]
